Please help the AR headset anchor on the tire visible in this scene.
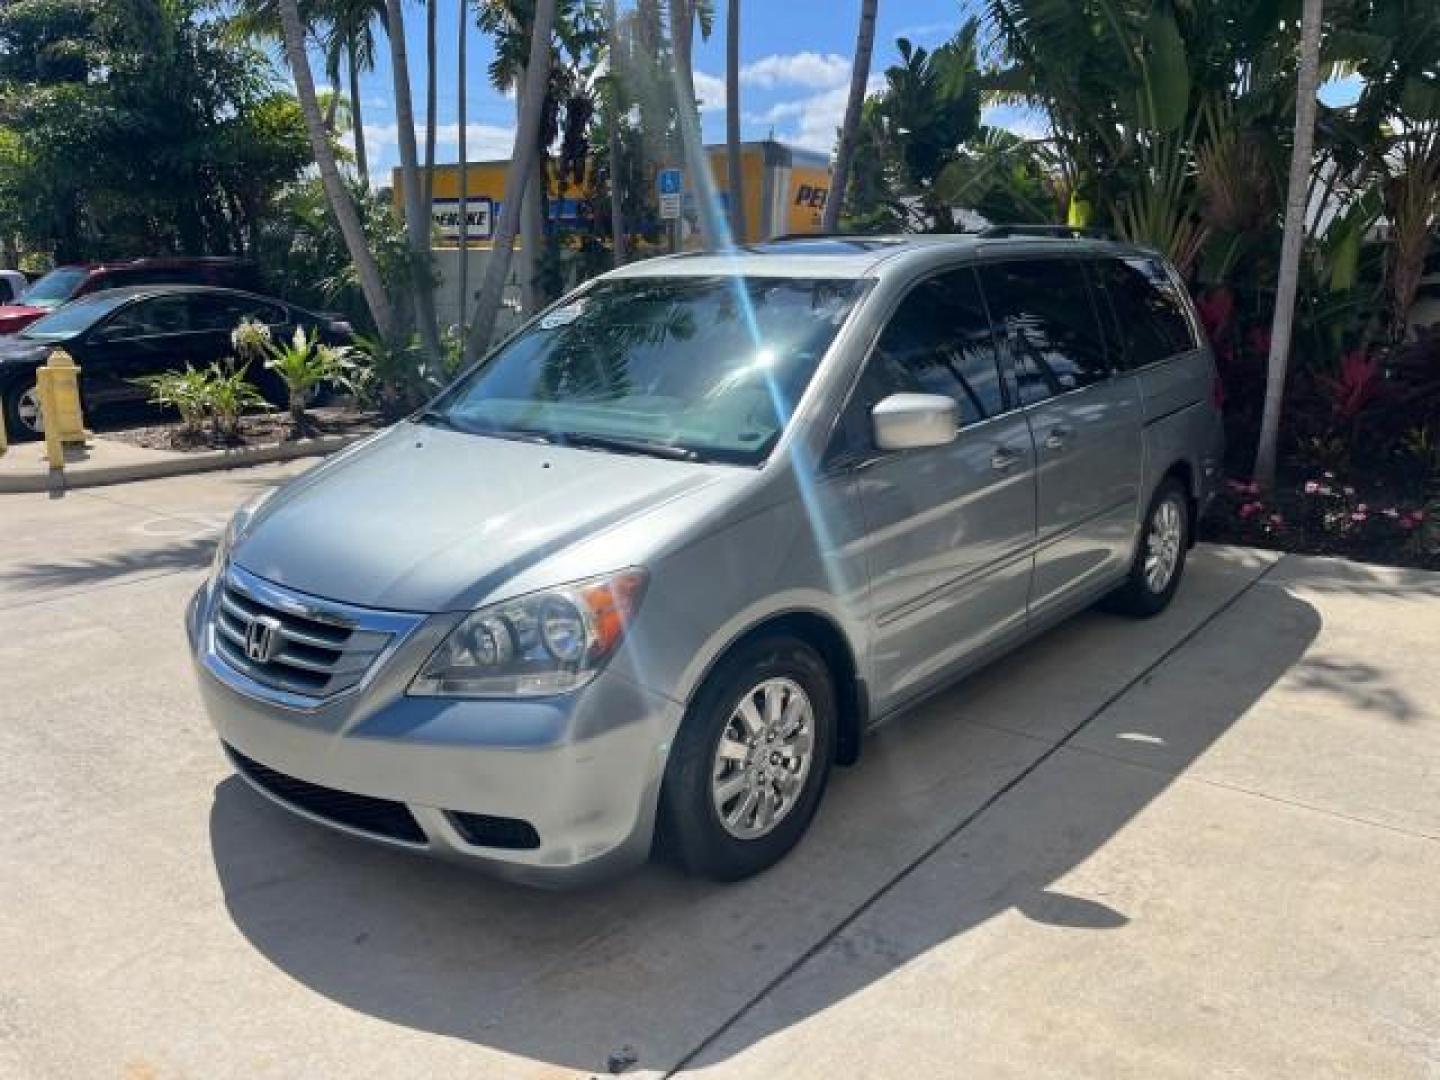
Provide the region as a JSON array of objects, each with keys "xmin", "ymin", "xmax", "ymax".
[
  {"xmin": 1, "ymin": 377, "xmax": 42, "ymax": 442},
  {"xmin": 1104, "ymin": 477, "xmax": 1191, "ymax": 617},
  {"xmin": 660, "ymin": 635, "xmax": 836, "ymax": 881}
]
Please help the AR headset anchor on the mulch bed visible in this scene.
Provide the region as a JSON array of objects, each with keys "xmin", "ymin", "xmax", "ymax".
[{"xmin": 99, "ymin": 405, "xmax": 384, "ymax": 452}]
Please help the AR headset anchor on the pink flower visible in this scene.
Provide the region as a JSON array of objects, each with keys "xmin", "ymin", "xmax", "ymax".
[
  {"xmin": 1343, "ymin": 486, "xmax": 1356, "ymax": 497},
  {"xmin": 1303, "ymin": 481, "xmax": 1320, "ymax": 494},
  {"xmin": 1350, "ymin": 511, "xmax": 1368, "ymax": 523},
  {"xmin": 1323, "ymin": 471, "xmax": 1336, "ymax": 479},
  {"xmin": 1239, "ymin": 501, "xmax": 1263, "ymax": 519},
  {"xmin": 1383, "ymin": 508, "xmax": 1400, "ymax": 519},
  {"xmin": 1356, "ymin": 503, "xmax": 1368, "ymax": 513},
  {"xmin": 1269, "ymin": 514, "xmax": 1285, "ymax": 527}
]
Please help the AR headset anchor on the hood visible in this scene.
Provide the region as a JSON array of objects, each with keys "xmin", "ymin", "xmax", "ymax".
[
  {"xmin": 231, "ymin": 422, "xmax": 736, "ymax": 612},
  {"xmin": 0, "ymin": 305, "xmax": 45, "ymax": 333}
]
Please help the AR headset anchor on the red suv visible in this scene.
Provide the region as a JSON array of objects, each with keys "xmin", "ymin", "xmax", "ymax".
[{"xmin": 0, "ymin": 257, "xmax": 260, "ymax": 334}]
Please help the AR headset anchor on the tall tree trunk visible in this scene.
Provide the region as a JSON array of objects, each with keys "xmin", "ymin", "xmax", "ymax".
[
  {"xmin": 348, "ymin": 41, "xmax": 369, "ymax": 188},
  {"xmin": 277, "ymin": 0, "xmax": 395, "ymax": 340},
  {"xmin": 457, "ymin": 0, "xmax": 469, "ymax": 328},
  {"xmin": 463, "ymin": 0, "xmax": 557, "ymax": 362},
  {"xmin": 668, "ymin": 0, "xmax": 726, "ymax": 249},
  {"xmin": 1254, "ymin": 0, "xmax": 1323, "ymax": 488},
  {"xmin": 384, "ymin": 0, "xmax": 443, "ymax": 365},
  {"xmin": 423, "ymin": 0, "xmax": 437, "ymax": 210},
  {"xmin": 514, "ymin": 86, "xmax": 542, "ymax": 316},
  {"xmin": 725, "ymin": 0, "xmax": 745, "ymax": 240},
  {"xmin": 822, "ymin": 0, "xmax": 878, "ymax": 233},
  {"xmin": 604, "ymin": 0, "xmax": 627, "ymax": 265}
]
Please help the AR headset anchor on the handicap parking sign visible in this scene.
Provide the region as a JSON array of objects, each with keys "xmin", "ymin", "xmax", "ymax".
[{"xmin": 658, "ymin": 168, "xmax": 684, "ymax": 196}]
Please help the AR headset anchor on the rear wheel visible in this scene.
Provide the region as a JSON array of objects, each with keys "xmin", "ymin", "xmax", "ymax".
[
  {"xmin": 660, "ymin": 635, "xmax": 835, "ymax": 881},
  {"xmin": 1105, "ymin": 477, "xmax": 1190, "ymax": 617},
  {"xmin": 2, "ymin": 379, "xmax": 42, "ymax": 441}
]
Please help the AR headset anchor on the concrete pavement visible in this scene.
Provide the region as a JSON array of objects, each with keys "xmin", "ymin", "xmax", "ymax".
[{"xmin": 1, "ymin": 462, "xmax": 1436, "ymax": 1079}]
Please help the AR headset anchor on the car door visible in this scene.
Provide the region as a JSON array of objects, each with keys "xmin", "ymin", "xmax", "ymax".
[
  {"xmin": 80, "ymin": 294, "xmax": 201, "ymax": 404},
  {"xmin": 976, "ymin": 257, "xmax": 1143, "ymax": 618},
  {"xmin": 830, "ymin": 266, "xmax": 1038, "ymax": 710}
]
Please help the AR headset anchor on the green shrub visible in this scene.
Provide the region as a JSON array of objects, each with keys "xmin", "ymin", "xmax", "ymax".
[
  {"xmin": 207, "ymin": 362, "xmax": 267, "ymax": 439},
  {"xmin": 264, "ymin": 326, "xmax": 355, "ymax": 430},
  {"xmin": 132, "ymin": 366, "xmax": 214, "ymax": 435}
]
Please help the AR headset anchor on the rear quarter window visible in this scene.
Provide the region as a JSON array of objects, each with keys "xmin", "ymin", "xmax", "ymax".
[{"xmin": 1094, "ymin": 256, "xmax": 1197, "ymax": 369}]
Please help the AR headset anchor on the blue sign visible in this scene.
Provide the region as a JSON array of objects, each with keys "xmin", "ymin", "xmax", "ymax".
[{"xmin": 658, "ymin": 168, "xmax": 684, "ymax": 196}]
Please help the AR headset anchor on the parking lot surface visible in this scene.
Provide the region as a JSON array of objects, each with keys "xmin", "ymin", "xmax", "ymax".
[{"xmin": 2, "ymin": 462, "xmax": 1437, "ymax": 1079}]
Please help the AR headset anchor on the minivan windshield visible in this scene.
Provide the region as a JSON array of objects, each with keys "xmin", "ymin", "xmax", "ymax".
[
  {"xmin": 19, "ymin": 267, "xmax": 88, "ymax": 308},
  {"xmin": 20, "ymin": 292, "xmax": 131, "ymax": 340},
  {"xmin": 430, "ymin": 275, "xmax": 865, "ymax": 464}
]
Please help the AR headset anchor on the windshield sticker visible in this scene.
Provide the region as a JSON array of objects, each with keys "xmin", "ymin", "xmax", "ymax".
[{"xmin": 540, "ymin": 302, "xmax": 585, "ymax": 329}]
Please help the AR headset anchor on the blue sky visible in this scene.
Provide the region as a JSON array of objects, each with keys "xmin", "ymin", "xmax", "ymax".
[
  {"xmin": 320, "ymin": 1, "xmax": 1362, "ymax": 185},
  {"xmin": 323, "ymin": 0, "xmax": 989, "ymax": 183}
]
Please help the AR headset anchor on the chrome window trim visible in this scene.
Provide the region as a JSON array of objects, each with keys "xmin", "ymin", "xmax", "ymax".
[{"xmin": 201, "ymin": 563, "xmax": 426, "ymax": 713}]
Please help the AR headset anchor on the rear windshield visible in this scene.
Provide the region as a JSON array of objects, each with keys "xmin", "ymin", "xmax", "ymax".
[
  {"xmin": 431, "ymin": 275, "xmax": 865, "ymax": 465},
  {"xmin": 20, "ymin": 268, "xmax": 89, "ymax": 308}
]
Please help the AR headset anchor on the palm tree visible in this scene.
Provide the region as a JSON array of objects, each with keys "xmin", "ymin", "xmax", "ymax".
[
  {"xmin": 464, "ymin": 0, "xmax": 558, "ymax": 362},
  {"xmin": 1254, "ymin": 0, "xmax": 1324, "ymax": 488},
  {"xmin": 383, "ymin": 0, "xmax": 443, "ymax": 363},
  {"xmin": 275, "ymin": 0, "xmax": 397, "ymax": 340},
  {"xmin": 322, "ymin": 0, "xmax": 385, "ymax": 189},
  {"xmin": 823, "ymin": 0, "xmax": 877, "ymax": 233},
  {"xmin": 668, "ymin": 0, "xmax": 725, "ymax": 248},
  {"xmin": 457, "ymin": 0, "xmax": 470, "ymax": 327},
  {"xmin": 724, "ymin": 0, "xmax": 744, "ymax": 239}
]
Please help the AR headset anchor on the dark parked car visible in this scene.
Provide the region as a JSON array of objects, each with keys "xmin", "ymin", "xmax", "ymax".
[
  {"xmin": 0, "ymin": 285, "xmax": 353, "ymax": 439},
  {"xmin": 0, "ymin": 257, "xmax": 262, "ymax": 335}
]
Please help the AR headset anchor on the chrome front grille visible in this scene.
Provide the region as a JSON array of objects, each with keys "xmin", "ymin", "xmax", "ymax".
[{"xmin": 209, "ymin": 565, "xmax": 422, "ymax": 702}]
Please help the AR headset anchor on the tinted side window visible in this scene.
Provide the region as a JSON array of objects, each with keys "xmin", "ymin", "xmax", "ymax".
[
  {"xmin": 862, "ymin": 268, "xmax": 1004, "ymax": 426},
  {"xmin": 105, "ymin": 296, "xmax": 191, "ymax": 337},
  {"xmin": 191, "ymin": 294, "xmax": 286, "ymax": 331},
  {"xmin": 1094, "ymin": 256, "xmax": 1196, "ymax": 368},
  {"xmin": 977, "ymin": 259, "xmax": 1108, "ymax": 405}
]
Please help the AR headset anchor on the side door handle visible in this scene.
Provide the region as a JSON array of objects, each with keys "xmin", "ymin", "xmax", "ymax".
[
  {"xmin": 1044, "ymin": 425, "xmax": 1074, "ymax": 451},
  {"xmin": 990, "ymin": 446, "xmax": 1023, "ymax": 471}
]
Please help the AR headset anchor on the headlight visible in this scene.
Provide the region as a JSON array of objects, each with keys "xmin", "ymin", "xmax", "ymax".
[{"xmin": 409, "ymin": 568, "xmax": 648, "ymax": 698}]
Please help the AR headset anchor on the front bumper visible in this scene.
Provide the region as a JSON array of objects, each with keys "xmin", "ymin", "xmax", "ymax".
[{"xmin": 187, "ymin": 575, "xmax": 685, "ymax": 888}]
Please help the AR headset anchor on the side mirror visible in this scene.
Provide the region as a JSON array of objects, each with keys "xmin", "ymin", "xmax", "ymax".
[{"xmin": 871, "ymin": 392, "xmax": 958, "ymax": 451}]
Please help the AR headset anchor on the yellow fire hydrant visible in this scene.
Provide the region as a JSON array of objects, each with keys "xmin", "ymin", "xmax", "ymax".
[{"xmin": 34, "ymin": 348, "xmax": 90, "ymax": 469}]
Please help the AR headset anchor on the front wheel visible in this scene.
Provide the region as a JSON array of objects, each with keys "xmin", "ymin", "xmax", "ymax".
[
  {"xmin": 660, "ymin": 636, "xmax": 835, "ymax": 881},
  {"xmin": 1, "ymin": 378, "xmax": 42, "ymax": 441},
  {"xmin": 1104, "ymin": 477, "xmax": 1191, "ymax": 617}
]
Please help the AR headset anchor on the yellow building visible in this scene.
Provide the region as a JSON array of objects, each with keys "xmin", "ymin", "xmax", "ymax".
[{"xmin": 396, "ymin": 140, "xmax": 832, "ymax": 248}]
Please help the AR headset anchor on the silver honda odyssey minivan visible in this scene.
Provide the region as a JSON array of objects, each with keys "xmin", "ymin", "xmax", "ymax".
[{"xmin": 188, "ymin": 233, "xmax": 1223, "ymax": 886}]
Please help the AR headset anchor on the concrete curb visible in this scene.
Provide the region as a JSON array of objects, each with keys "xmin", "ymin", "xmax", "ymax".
[{"xmin": 0, "ymin": 433, "xmax": 364, "ymax": 493}]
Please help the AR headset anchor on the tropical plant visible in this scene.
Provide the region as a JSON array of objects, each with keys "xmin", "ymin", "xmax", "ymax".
[
  {"xmin": 207, "ymin": 362, "xmax": 268, "ymax": 439},
  {"xmin": 132, "ymin": 367, "xmax": 214, "ymax": 436},
  {"xmin": 350, "ymin": 331, "xmax": 432, "ymax": 414},
  {"xmin": 274, "ymin": 0, "xmax": 397, "ymax": 341},
  {"xmin": 264, "ymin": 326, "xmax": 354, "ymax": 431}
]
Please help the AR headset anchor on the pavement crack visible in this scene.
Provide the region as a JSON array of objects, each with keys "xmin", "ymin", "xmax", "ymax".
[{"xmin": 661, "ymin": 556, "xmax": 1284, "ymax": 1077}]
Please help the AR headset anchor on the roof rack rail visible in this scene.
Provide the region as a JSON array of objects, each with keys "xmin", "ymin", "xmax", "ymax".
[
  {"xmin": 975, "ymin": 224, "xmax": 1113, "ymax": 240},
  {"xmin": 762, "ymin": 232, "xmax": 894, "ymax": 242}
]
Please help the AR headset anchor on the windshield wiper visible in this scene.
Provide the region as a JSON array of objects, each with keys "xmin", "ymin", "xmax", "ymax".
[{"xmin": 553, "ymin": 432, "xmax": 702, "ymax": 462}]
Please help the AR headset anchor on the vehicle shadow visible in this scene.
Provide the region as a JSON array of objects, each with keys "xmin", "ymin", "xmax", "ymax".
[{"xmin": 209, "ymin": 569, "xmax": 1325, "ymax": 1074}]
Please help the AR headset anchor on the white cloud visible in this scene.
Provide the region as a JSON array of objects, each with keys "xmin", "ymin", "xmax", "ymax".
[
  {"xmin": 693, "ymin": 70, "xmax": 727, "ymax": 113},
  {"xmin": 748, "ymin": 75, "xmax": 883, "ymax": 154},
  {"xmin": 739, "ymin": 51, "xmax": 851, "ymax": 90}
]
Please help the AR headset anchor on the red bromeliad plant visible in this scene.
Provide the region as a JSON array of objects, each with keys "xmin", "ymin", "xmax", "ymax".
[{"xmin": 1316, "ymin": 349, "xmax": 1384, "ymax": 424}]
